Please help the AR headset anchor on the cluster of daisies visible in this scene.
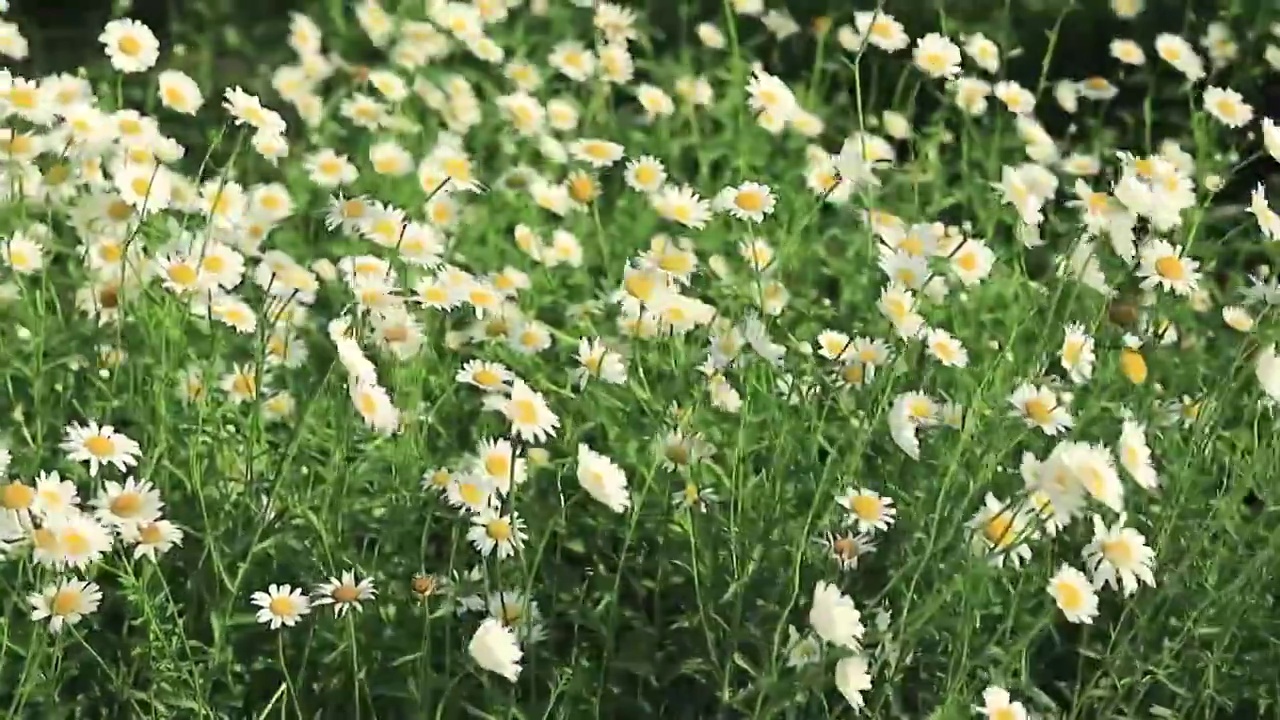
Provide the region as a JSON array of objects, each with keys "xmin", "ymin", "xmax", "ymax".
[
  {"xmin": 0, "ymin": 423, "xmax": 180, "ymax": 633},
  {"xmin": 0, "ymin": 0, "xmax": 1275, "ymax": 714}
]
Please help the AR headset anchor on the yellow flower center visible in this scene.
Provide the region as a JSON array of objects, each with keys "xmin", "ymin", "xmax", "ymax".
[
  {"xmin": 624, "ymin": 271, "xmax": 658, "ymax": 302},
  {"xmin": 108, "ymin": 199, "xmax": 134, "ymax": 222},
  {"xmin": 202, "ymin": 255, "xmax": 226, "ymax": 275},
  {"xmin": 509, "ymin": 398, "xmax": 539, "ymax": 425},
  {"xmin": 1102, "ymin": 538, "xmax": 1133, "ymax": 565},
  {"xmin": 332, "ymin": 584, "xmax": 361, "ymax": 603},
  {"xmin": 983, "ymin": 513, "xmax": 1015, "ymax": 548},
  {"xmin": 61, "ymin": 528, "xmax": 90, "ymax": 557},
  {"xmin": 1054, "ymin": 579, "xmax": 1084, "ymax": 611},
  {"xmin": 167, "ymin": 263, "xmax": 198, "ymax": 287},
  {"xmin": 268, "ymin": 596, "xmax": 296, "ymax": 617},
  {"xmin": 1154, "ymin": 256, "xmax": 1185, "ymax": 281},
  {"xmin": 51, "ymin": 588, "xmax": 82, "ymax": 616},
  {"xmin": 484, "ymin": 454, "xmax": 510, "ymax": 478},
  {"xmin": 569, "ymin": 174, "xmax": 598, "ymax": 203},
  {"xmin": 457, "ymin": 481, "xmax": 485, "ymax": 506},
  {"xmin": 1024, "ymin": 397, "xmax": 1053, "ymax": 425},
  {"xmin": 734, "ymin": 190, "xmax": 765, "ymax": 213},
  {"xmin": 1063, "ymin": 339, "xmax": 1083, "ymax": 365},
  {"xmin": 356, "ymin": 390, "xmax": 378, "ymax": 417},
  {"xmin": 850, "ymin": 495, "xmax": 881, "ymax": 521},
  {"xmin": 84, "ymin": 434, "xmax": 115, "ymax": 458},
  {"xmin": 499, "ymin": 602, "xmax": 523, "ymax": 625},
  {"xmin": 9, "ymin": 87, "xmax": 35, "ymax": 109},
  {"xmin": 45, "ymin": 164, "xmax": 70, "ymax": 185},
  {"xmin": 118, "ymin": 35, "xmax": 143, "ymax": 56},
  {"xmin": 138, "ymin": 522, "xmax": 164, "ymax": 544},
  {"xmin": 992, "ymin": 707, "xmax": 1017, "ymax": 720},
  {"xmin": 232, "ymin": 373, "xmax": 256, "ymax": 397},
  {"xmin": 129, "ymin": 176, "xmax": 154, "ymax": 198},
  {"xmin": 1, "ymin": 482, "xmax": 34, "ymax": 510},
  {"xmin": 486, "ymin": 518, "xmax": 513, "ymax": 542},
  {"xmin": 109, "ymin": 492, "xmax": 143, "ymax": 518},
  {"xmin": 841, "ymin": 363, "xmax": 865, "ymax": 385},
  {"xmin": 920, "ymin": 51, "xmax": 946, "ymax": 72}
]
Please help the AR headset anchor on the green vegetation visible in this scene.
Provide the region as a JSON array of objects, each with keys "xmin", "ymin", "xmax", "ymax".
[{"xmin": 0, "ymin": 1, "xmax": 1278, "ymax": 718}]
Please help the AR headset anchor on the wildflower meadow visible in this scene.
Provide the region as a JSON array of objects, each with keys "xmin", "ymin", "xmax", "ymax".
[{"xmin": 0, "ymin": 0, "xmax": 1278, "ymax": 717}]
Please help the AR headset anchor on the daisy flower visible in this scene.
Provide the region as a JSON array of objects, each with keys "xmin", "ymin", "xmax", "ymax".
[
  {"xmin": 499, "ymin": 379, "xmax": 559, "ymax": 444},
  {"xmin": 1083, "ymin": 513, "xmax": 1156, "ymax": 596},
  {"xmin": 1137, "ymin": 239, "xmax": 1200, "ymax": 296},
  {"xmin": 1009, "ymin": 384, "xmax": 1073, "ymax": 436},
  {"xmin": 976, "ymin": 687, "xmax": 1028, "ymax": 720},
  {"xmin": 467, "ymin": 507, "xmax": 527, "ymax": 559},
  {"xmin": 92, "ymin": 477, "xmax": 163, "ymax": 529},
  {"xmin": 60, "ymin": 421, "xmax": 142, "ymax": 477},
  {"xmin": 251, "ymin": 583, "xmax": 311, "ymax": 629},
  {"xmin": 714, "ymin": 182, "xmax": 776, "ymax": 223},
  {"xmin": 456, "ymin": 359, "xmax": 512, "ymax": 393},
  {"xmin": 29, "ymin": 578, "xmax": 102, "ymax": 634},
  {"xmin": 121, "ymin": 519, "xmax": 184, "ymax": 560},
  {"xmin": 1047, "ymin": 564, "xmax": 1100, "ymax": 624},
  {"xmin": 99, "ymin": 19, "xmax": 159, "ymax": 73},
  {"xmin": 312, "ymin": 570, "xmax": 377, "ymax": 617},
  {"xmin": 836, "ymin": 488, "xmax": 897, "ymax": 533}
]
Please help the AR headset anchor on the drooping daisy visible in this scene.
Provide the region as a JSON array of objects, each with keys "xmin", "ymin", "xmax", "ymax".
[
  {"xmin": 783, "ymin": 625, "xmax": 823, "ymax": 668},
  {"xmin": 925, "ymin": 328, "xmax": 969, "ymax": 368},
  {"xmin": 835, "ymin": 654, "xmax": 873, "ymax": 712},
  {"xmin": 1116, "ymin": 420, "xmax": 1159, "ymax": 490},
  {"xmin": 1059, "ymin": 442, "xmax": 1125, "ymax": 512},
  {"xmin": 33, "ymin": 471, "xmax": 78, "ymax": 521},
  {"xmin": 251, "ymin": 583, "xmax": 311, "ymax": 629},
  {"xmin": 652, "ymin": 184, "xmax": 713, "ymax": 230},
  {"xmin": 744, "ymin": 67, "xmax": 796, "ymax": 121},
  {"xmin": 576, "ymin": 443, "xmax": 631, "ymax": 512},
  {"xmin": 349, "ymin": 379, "xmax": 400, "ymax": 435},
  {"xmin": 809, "ymin": 580, "xmax": 864, "ymax": 650},
  {"xmin": 469, "ymin": 617, "xmax": 522, "ymax": 681},
  {"xmin": 567, "ymin": 138, "xmax": 624, "ymax": 168},
  {"xmin": 60, "ymin": 421, "xmax": 142, "ymax": 477},
  {"xmin": 1059, "ymin": 323, "xmax": 1096, "ymax": 384}
]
